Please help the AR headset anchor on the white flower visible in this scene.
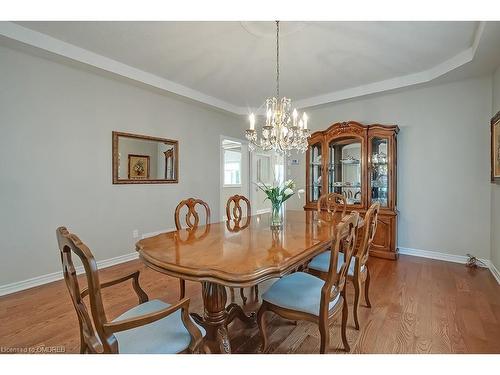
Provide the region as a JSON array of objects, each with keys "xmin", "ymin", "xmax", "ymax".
[
  {"xmin": 284, "ymin": 188, "xmax": 294, "ymax": 196},
  {"xmin": 285, "ymin": 179, "xmax": 296, "ymax": 190}
]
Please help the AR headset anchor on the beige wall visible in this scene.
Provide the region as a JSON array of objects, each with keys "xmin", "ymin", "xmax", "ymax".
[
  {"xmin": 0, "ymin": 42, "xmax": 245, "ymax": 285},
  {"xmin": 491, "ymin": 66, "xmax": 500, "ymax": 270},
  {"xmin": 288, "ymin": 76, "xmax": 493, "ymax": 259}
]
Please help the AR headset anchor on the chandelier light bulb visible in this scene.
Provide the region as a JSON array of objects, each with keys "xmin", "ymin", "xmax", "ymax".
[{"xmin": 249, "ymin": 113, "xmax": 255, "ymax": 130}]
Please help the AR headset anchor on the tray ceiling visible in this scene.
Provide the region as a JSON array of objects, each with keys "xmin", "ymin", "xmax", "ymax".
[{"xmin": 2, "ymin": 21, "xmax": 498, "ymax": 114}]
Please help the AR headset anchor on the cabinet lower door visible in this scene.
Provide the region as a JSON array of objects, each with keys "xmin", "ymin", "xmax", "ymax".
[{"xmin": 369, "ymin": 213, "xmax": 398, "ymax": 260}]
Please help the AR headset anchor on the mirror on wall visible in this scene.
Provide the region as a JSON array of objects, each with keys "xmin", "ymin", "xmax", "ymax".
[{"xmin": 112, "ymin": 131, "xmax": 178, "ymax": 184}]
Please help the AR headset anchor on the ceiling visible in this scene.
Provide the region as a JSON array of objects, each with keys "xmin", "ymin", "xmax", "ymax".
[{"xmin": 2, "ymin": 21, "xmax": 500, "ymax": 114}]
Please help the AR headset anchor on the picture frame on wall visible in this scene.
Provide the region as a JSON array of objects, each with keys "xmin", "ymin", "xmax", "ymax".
[
  {"xmin": 492, "ymin": 111, "xmax": 500, "ymax": 183},
  {"xmin": 128, "ymin": 154, "xmax": 150, "ymax": 180}
]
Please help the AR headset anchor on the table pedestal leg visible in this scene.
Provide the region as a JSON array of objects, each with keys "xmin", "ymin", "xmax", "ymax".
[
  {"xmin": 189, "ymin": 282, "xmax": 257, "ymax": 354},
  {"xmin": 201, "ymin": 281, "xmax": 231, "ymax": 354}
]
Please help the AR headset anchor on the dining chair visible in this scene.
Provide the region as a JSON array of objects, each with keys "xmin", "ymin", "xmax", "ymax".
[
  {"xmin": 257, "ymin": 212, "xmax": 360, "ymax": 353},
  {"xmin": 174, "ymin": 197, "xmax": 211, "ymax": 299},
  {"xmin": 317, "ymin": 192, "xmax": 347, "ymax": 218},
  {"xmin": 226, "ymin": 194, "xmax": 258, "ymax": 304},
  {"xmin": 308, "ymin": 202, "xmax": 380, "ymax": 330},
  {"xmin": 56, "ymin": 226, "xmax": 204, "ymax": 354}
]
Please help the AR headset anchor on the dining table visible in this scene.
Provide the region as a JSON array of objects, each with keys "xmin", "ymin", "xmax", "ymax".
[{"xmin": 135, "ymin": 209, "xmax": 360, "ymax": 353}]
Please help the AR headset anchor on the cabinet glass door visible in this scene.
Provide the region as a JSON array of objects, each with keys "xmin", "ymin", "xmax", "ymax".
[
  {"xmin": 370, "ymin": 137, "xmax": 389, "ymax": 207},
  {"xmin": 328, "ymin": 138, "xmax": 362, "ymax": 205},
  {"xmin": 309, "ymin": 142, "xmax": 323, "ymax": 202}
]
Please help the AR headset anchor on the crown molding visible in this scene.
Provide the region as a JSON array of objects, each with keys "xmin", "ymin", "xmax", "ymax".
[
  {"xmin": 0, "ymin": 21, "xmax": 242, "ymax": 114},
  {"xmin": 0, "ymin": 21, "xmax": 486, "ymax": 115},
  {"xmin": 293, "ymin": 22, "xmax": 485, "ymax": 110}
]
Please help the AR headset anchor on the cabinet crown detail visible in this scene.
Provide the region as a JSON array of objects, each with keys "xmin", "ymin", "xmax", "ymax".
[{"xmin": 305, "ymin": 120, "xmax": 399, "ymax": 260}]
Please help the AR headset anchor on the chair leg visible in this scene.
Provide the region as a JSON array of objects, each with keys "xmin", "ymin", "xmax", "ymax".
[
  {"xmin": 202, "ymin": 343, "xmax": 212, "ymax": 354},
  {"xmin": 79, "ymin": 333, "xmax": 88, "ymax": 354},
  {"xmin": 353, "ymin": 276, "xmax": 361, "ymax": 330},
  {"xmin": 319, "ymin": 320, "xmax": 330, "ymax": 354},
  {"xmin": 179, "ymin": 279, "xmax": 186, "ymax": 299},
  {"xmin": 257, "ymin": 303, "xmax": 269, "ymax": 353},
  {"xmin": 240, "ymin": 288, "xmax": 247, "ymax": 305},
  {"xmin": 230, "ymin": 287, "xmax": 235, "ymax": 302},
  {"xmin": 254, "ymin": 285, "xmax": 259, "ymax": 300},
  {"xmin": 364, "ymin": 267, "xmax": 372, "ymax": 308},
  {"xmin": 341, "ymin": 294, "xmax": 350, "ymax": 352}
]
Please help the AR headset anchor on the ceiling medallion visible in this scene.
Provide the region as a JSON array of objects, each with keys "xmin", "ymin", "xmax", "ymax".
[{"xmin": 245, "ymin": 21, "xmax": 310, "ymax": 154}]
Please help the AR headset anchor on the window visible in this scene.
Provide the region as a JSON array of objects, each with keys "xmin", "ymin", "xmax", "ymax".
[{"xmin": 223, "ymin": 140, "xmax": 242, "ymax": 186}]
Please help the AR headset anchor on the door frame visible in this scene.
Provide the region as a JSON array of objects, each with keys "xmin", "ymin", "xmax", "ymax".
[{"xmin": 220, "ymin": 135, "xmax": 250, "ymax": 221}]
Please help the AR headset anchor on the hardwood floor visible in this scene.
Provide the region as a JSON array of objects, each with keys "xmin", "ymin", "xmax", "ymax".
[{"xmin": 1, "ymin": 255, "xmax": 500, "ymax": 354}]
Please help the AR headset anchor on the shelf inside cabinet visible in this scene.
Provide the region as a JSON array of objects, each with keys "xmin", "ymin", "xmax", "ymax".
[{"xmin": 330, "ymin": 184, "xmax": 361, "ymax": 188}]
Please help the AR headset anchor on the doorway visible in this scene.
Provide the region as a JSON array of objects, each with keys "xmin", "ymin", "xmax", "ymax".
[
  {"xmin": 220, "ymin": 136, "xmax": 249, "ymax": 220},
  {"xmin": 220, "ymin": 136, "xmax": 286, "ymax": 219}
]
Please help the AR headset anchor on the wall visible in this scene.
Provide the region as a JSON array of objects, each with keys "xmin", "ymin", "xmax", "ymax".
[
  {"xmin": 0, "ymin": 42, "xmax": 244, "ymax": 286},
  {"xmin": 491, "ymin": 66, "xmax": 500, "ymax": 270},
  {"xmin": 288, "ymin": 76, "xmax": 493, "ymax": 259}
]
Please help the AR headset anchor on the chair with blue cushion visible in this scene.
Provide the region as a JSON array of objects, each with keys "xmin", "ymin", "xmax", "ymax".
[
  {"xmin": 308, "ymin": 202, "xmax": 380, "ymax": 330},
  {"xmin": 56, "ymin": 226, "xmax": 204, "ymax": 354},
  {"xmin": 257, "ymin": 212, "xmax": 360, "ymax": 354}
]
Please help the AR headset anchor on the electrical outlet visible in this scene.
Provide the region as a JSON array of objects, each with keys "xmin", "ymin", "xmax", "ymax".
[{"xmin": 132, "ymin": 229, "xmax": 139, "ymax": 239}]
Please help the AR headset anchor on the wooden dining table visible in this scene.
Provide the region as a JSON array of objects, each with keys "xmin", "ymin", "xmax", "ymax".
[{"xmin": 135, "ymin": 209, "xmax": 357, "ymax": 353}]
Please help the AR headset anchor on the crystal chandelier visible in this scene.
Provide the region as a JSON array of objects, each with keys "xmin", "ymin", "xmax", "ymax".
[{"xmin": 245, "ymin": 21, "xmax": 310, "ymax": 154}]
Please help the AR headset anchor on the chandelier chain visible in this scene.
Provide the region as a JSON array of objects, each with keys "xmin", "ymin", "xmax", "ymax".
[
  {"xmin": 276, "ymin": 20, "xmax": 279, "ymax": 99},
  {"xmin": 245, "ymin": 20, "xmax": 310, "ymax": 155}
]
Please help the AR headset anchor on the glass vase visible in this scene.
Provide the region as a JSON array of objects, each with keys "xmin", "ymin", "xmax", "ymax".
[{"xmin": 270, "ymin": 202, "xmax": 284, "ymax": 228}]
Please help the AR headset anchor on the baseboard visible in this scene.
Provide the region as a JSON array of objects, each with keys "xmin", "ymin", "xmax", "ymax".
[
  {"xmin": 398, "ymin": 247, "xmax": 489, "ymax": 265},
  {"xmin": 487, "ymin": 260, "xmax": 500, "ymax": 284},
  {"xmin": 399, "ymin": 246, "xmax": 499, "ymax": 284},
  {"xmin": 0, "ymin": 252, "xmax": 138, "ymax": 297}
]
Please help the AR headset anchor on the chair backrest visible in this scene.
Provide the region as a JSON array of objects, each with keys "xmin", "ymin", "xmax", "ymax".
[
  {"xmin": 56, "ymin": 227, "xmax": 112, "ymax": 353},
  {"xmin": 357, "ymin": 202, "xmax": 380, "ymax": 266},
  {"xmin": 174, "ymin": 198, "xmax": 211, "ymax": 230},
  {"xmin": 226, "ymin": 194, "xmax": 251, "ymax": 222},
  {"xmin": 320, "ymin": 212, "xmax": 359, "ymax": 316},
  {"xmin": 317, "ymin": 193, "xmax": 347, "ymax": 218}
]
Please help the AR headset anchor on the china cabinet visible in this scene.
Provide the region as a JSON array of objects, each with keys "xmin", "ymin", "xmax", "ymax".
[{"xmin": 305, "ymin": 121, "xmax": 399, "ymax": 260}]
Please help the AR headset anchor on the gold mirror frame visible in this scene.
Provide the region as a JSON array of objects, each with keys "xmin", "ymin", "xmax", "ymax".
[{"xmin": 112, "ymin": 131, "xmax": 179, "ymax": 184}]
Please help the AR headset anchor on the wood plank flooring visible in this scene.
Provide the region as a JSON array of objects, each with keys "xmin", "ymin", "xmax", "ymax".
[{"xmin": 1, "ymin": 255, "xmax": 500, "ymax": 354}]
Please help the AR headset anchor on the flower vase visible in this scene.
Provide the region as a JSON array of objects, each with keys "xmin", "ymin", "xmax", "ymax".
[{"xmin": 270, "ymin": 202, "xmax": 284, "ymax": 228}]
